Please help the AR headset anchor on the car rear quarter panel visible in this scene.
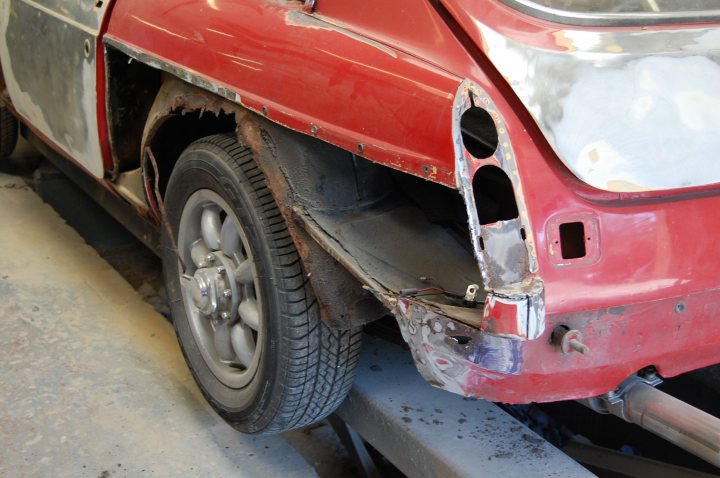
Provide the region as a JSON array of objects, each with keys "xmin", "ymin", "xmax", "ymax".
[{"xmin": 105, "ymin": 0, "xmax": 466, "ymax": 187}]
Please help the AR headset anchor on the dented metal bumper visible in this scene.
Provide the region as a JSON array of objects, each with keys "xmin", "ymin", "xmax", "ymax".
[{"xmin": 396, "ymin": 285, "xmax": 720, "ymax": 404}]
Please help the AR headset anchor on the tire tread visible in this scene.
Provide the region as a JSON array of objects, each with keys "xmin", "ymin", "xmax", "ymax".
[{"xmin": 174, "ymin": 134, "xmax": 361, "ymax": 434}]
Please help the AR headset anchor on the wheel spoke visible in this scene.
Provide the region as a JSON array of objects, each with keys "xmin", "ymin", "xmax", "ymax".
[
  {"xmin": 238, "ymin": 298, "xmax": 260, "ymax": 331},
  {"xmin": 201, "ymin": 206, "xmax": 222, "ymax": 250},
  {"xmin": 230, "ymin": 323, "xmax": 256, "ymax": 368},
  {"xmin": 213, "ymin": 321, "xmax": 237, "ymax": 362},
  {"xmin": 235, "ymin": 259, "xmax": 254, "ymax": 285},
  {"xmin": 190, "ymin": 239, "xmax": 211, "ymax": 269},
  {"xmin": 220, "ymin": 217, "xmax": 241, "ymax": 257}
]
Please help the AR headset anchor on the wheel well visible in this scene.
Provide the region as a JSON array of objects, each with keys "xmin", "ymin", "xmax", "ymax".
[
  {"xmin": 137, "ymin": 74, "xmax": 476, "ymax": 329},
  {"xmin": 105, "ymin": 47, "xmax": 162, "ymax": 175},
  {"xmin": 149, "ymin": 111, "xmax": 237, "ymax": 196}
]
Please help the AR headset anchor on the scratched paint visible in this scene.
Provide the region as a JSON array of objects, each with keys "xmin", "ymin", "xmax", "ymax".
[{"xmin": 285, "ymin": 10, "xmax": 398, "ymax": 58}]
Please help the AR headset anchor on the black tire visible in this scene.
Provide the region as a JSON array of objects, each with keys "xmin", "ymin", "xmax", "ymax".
[
  {"xmin": 162, "ymin": 133, "xmax": 362, "ymax": 434},
  {"xmin": 0, "ymin": 101, "xmax": 18, "ymax": 160}
]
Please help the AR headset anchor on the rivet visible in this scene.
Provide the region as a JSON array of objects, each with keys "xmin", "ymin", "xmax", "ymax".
[
  {"xmin": 261, "ymin": 106, "xmax": 268, "ymax": 116},
  {"xmin": 357, "ymin": 143, "xmax": 365, "ymax": 154}
]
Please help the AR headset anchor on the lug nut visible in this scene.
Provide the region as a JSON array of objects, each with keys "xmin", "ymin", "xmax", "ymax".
[
  {"xmin": 216, "ymin": 266, "xmax": 225, "ymax": 274},
  {"xmin": 223, "ymin": 289, "xmax": 232, "ymax": 298},
  {"xmin": 205, "ymin": 254, "xmax": 215, "ymax": 263},
  {"xmin": 220, "ymin": 311, "xmax": 230, "ymax": 320}
]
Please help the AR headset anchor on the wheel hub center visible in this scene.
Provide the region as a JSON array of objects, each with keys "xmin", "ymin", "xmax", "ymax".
[
  {"xmin": 190, "ymin": 253, "xmax": 237, "ymax": 319},
  {"xmin": 190, "ymin": 270, "xmax": 214, "ymax": 312}
]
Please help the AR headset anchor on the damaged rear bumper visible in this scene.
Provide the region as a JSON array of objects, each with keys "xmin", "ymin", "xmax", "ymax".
[{"xmin": 396, "ymin": 285, "xmax": 720, "ymax": 403}]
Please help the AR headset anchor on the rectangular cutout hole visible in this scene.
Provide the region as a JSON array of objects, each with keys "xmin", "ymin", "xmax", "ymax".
[{"xmin": 559, "ymin": 222, "xmax": 586, "ymax": 259}]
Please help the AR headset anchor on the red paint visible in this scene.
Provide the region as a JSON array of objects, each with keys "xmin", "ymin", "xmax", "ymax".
[
  {"xmin": 96, "ymin": 0, "xmax": 118, "ymax": 173},
  {"xmin": 464, "ymin": 286, "xmax": 720, "ymax": 403},
  {"xmin": 99, "ymin": 0, "xmax": 720, "ymax": 401}
]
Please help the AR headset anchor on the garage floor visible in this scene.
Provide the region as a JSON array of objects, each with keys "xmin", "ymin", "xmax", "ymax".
[{"xmin": 0, "ymin": 169, "xmax": 328, "ymax": 478}]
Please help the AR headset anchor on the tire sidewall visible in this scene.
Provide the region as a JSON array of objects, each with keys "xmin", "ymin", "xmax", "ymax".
[{"xmin": 162, "ymin": 141, "xmax": 285, "ymax": 431}]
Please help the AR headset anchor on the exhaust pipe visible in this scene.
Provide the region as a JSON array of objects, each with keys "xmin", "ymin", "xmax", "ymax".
[{"xmin": 583, "ymin": 375, "xmax": 720, "ymax": 467}]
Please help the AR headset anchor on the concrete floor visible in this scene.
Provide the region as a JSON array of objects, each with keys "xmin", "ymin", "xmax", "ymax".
[{"xmin": 0, "ymin": 170, "xmax": 323, "ymax": 477}]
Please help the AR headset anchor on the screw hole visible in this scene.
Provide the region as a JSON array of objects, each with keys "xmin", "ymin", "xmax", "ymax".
[{"xmin": 449, "ymin": 335, "xmax": 472, "ymax": 345}]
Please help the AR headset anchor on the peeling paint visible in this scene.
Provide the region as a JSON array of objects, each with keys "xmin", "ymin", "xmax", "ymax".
[{"xmin": 285, "ymin": 10, "xmax": 398, "ymax": 59}]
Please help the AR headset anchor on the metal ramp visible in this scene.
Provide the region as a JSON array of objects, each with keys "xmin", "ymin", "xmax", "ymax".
[{"xmin": 336, "ymin": 336, "xmax": 594, "ymax": 478}]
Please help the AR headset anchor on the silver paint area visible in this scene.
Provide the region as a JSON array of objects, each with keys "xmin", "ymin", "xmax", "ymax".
[
  {"xmin": 0, "ymin": 0, "xmax": 109, "ymax": 178},
  {"xmin": 477, "ymin": 23, "xmax": 720, "ymax": 192}
]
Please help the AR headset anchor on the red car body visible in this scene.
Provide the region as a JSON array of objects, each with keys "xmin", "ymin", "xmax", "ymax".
[{"xmin": 2, "ymin": 0, "xmax": 720, "ymax": 404}]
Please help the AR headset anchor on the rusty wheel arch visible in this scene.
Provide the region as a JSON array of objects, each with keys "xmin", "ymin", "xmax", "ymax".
[{"xmin": 141, "ymin": 75, "xmax": 386, "ymax": 330}]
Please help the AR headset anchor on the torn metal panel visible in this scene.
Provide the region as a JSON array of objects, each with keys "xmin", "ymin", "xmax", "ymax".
[
  {"xmin": 104, "ymin": 38, "xmax": 241, "ymax": 104},
  {"xmin": 104, "ymin": 46, "xmax": 162, "ymax": 177},
  {"xmin": 0, "ymin": 0, "xmax": 110, "ymax": 178},
  {"xmin": 396, "ymin": 297, "xmax": 521, "ymax": 398},
  {"xmin": 140, "ymin": 75, "xmax": 244, "ymax": 164},
  {"xmin": 452, "ymin": 80, "xmax": 538, "ymax": 281},
  {"xmin": 451, "ymin": 80, "xmax": 545, "ymax": 340}
]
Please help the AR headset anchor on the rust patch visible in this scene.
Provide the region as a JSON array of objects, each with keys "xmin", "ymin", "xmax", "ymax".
[
  {"xmin": 141, "ymin": 76, "xmax": 382, "ymax": 328},
  {"xmin": 248, "ymin": 121, "xmax": 386, "ymax": 328}
]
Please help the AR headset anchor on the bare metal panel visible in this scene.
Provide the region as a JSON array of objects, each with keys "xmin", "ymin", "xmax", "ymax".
[
  {"xmin": 0, "ymin": 0, "xmax": 110, "ymax": 177},
  {"xmin": 478, "ymin": 24, "xmax": 720, "ymax": 192}
]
